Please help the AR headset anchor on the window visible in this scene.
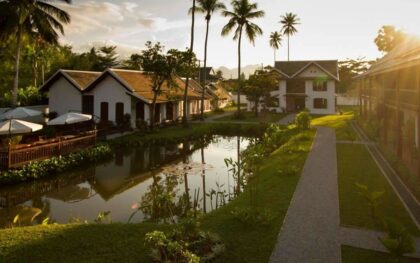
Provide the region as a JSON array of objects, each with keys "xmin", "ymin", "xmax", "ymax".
[
  {"xmin": 313, "ymin": 80, "xmax": 328, "ymax": 92},
  {"xmin": 100, "ymin": 102, "xmax": 109, "ymax": 122},
  {"xmin": 313, "ymin": 98, "xmax": 328, "ymax": 109},
  {"xmin": 82, "ymin": 95, "xmax": 94, "ymax": 115},
  {"xmin": 136, "ymin": 101, "xmax": 145, "ymax": 120},
  {"xmin": 115, "ymin": 102, "xmax": 124, "ymax": 124}
]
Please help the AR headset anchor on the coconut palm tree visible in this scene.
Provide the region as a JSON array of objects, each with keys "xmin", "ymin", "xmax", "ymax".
[
  {"xmin": 280, "ymin": 12, "xmax": 300, "ymax": 61},
  {"xmin": 193, "ymin": 0, "xmax": 226, "ymax": 120},
  {"xmin": 0, "ymin": 0, "xmax": 71, "ymax": 107},
  {"xmin": 183, "ymin": 0, "xmax": 197, "ymax": 127},
  {"xmin": 269, "ymin": 31, "xmax": 282, "ymax": 64},
  {"xmin": 221, "ymin": 0, "xmax": 265, "ymax": 117}
]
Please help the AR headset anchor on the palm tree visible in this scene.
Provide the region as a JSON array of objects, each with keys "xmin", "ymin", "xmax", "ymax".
[
  {"xmin": 0, "ymin": 0, "xmax": 71, "ymax": 107},
  {"xmin": 269, "ymin": 31, "xmax": 282, "ymax": 64},
  {"xmin": 280, "ymin": 12, "xmax": 300, "ymax": 61},
  {"xmin": 221, "ymin": 0, "xmax": 264, "ymax": 117},
  {"xmin": 193, "ymin": 0, "xmax": 226, "ymax": 120},
  {"xmin": 183, "ymin": 0, "xmax": 197, "ymax": 126}
]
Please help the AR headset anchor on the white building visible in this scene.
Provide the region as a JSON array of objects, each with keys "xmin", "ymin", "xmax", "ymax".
[
  {"xmin": 247, "ymin": 60, "xmax": 339, "ymax": 115},
  {"xmin": 40, "ymin": 69, "xmax": 205, "ymax": 128}
]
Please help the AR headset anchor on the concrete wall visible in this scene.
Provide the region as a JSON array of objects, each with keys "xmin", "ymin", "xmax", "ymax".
[
  {"xmin": 48, "ymin": 77, "xmax": 82, "ymax": 115},
  {"xmin": 337, "ymin": 95, "xmax": 359, "ymax": 106},
  {"xmin": 305, "ymin": 80, "xmax": 336, "ymax": 114}
]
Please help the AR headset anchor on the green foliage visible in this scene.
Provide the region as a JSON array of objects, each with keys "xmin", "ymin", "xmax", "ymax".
[
  {"xmin": 337, "ymin": 58, "xmax": 373, "ymax": 94},
  {"xmin": 355, "ymin": 183, "xmax": 384, "ymax": 219},
  {"xmin": 1, "ymin": 86, "xmax": 46, "ymax": 107},
  {"xmin": 231, "ymin": 208, "xmax": 274, "ymax": 226},
  {"xmin": 295, "ymin": 110, "xmax": 311, "ymax": 130},
  {"xmin": 379, "ymin": 219, "xmax": 415, "ymax": 262},
  {"xmin": 374, "ymin": 25, "xmax": 407, "ymax": 54},
  {"xmin": 0, "ymin": 145, "xmax": 113, "ymax": 184}
]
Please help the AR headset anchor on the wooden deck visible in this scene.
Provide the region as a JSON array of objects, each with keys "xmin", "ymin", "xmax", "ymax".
[{"xmin": 0, "ymin": 132, "xmax": 96, "ymax": 170}]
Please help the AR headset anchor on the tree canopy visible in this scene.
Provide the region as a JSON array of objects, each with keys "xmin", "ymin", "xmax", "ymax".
[{"xmin": 374, "ymin": 25, "xmax": 407, "ymax": 54}]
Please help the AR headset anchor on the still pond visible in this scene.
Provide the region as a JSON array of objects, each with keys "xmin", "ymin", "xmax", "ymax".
[{"xmin": 0, "ymin": 136, "xmax": 249, "ymax": 227}]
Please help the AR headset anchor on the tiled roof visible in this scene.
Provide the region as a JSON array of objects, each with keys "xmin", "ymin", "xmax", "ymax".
[
  {"xmin": 63, "ymin": 70, "xmax": 101, "ymax": 90},
  {"xmin": 274, "ymin": 60, "xmax": 339, "ymax": 79},
  {"xmin": 109, "ymin": 69, "xmax": 202, "ymax": 103}
]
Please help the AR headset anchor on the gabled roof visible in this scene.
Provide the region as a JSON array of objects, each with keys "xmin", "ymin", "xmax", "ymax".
[
  {"xmin": 358, "ymin": 37, "xmax": 420, "ymax": 78},
  {"xmin": 84, "ymin": 69, "xmax": 202, "ymax": 103},
  {"xmin": 186, "ymin": 78, "xmax": 215, "ymax": 100},
  {"xmin": 195, "ymin": 67, "xmax": 219, "ymax": 83},
  {"xmin": 39, "ymin": 70, "xmax": 101, "ymax": 92},
  {"xmin": 274, "ymin": 60, "xmax": 339, "ymax": 80}
]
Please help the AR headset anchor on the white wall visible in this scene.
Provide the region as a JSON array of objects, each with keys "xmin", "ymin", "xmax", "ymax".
[
  {"xmin": 85, "ymin": 76, "xmax": 132, "ymax": 124},
  {"xmin": 48, "ymin": 77, "xmax": 82, "ymax": 115},
  {"xmin": 305, "ymin": 80, "xmax": 336, "ymax": 114}
]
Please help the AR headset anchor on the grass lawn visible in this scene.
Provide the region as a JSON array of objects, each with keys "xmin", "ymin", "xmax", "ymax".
[
  {"xmin": 215, "ymin": 111, "xmax": 286, "ymax": 123},
  {"xmin": 337, "ymin": 143, "xmax": 419, "ymax": 235},
  {"xmin": 341, "ymin": 246, "xmax": 419, "ymax": 263},
  {"xmin": 311, "ymin": 111, "xmax": 359, "ymax": 141},
  {"xmin": 0, "ymin": 129, "xmax": 316, "ymax": 262}
]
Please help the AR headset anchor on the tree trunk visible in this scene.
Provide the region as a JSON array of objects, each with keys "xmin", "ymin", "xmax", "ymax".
[
  {"xmin": 237, "ymin": 26, "xmax": 243, "ymax": 117},
  {"xmin": 201, "ymin": 18, "xmax": 210, "ymax": 120},
  {"xmin": 274, "ymin": 48, "xmax": 276, "ymax": 65},
  {"xmin": 183, "ymin": 0, "xmax": 196, "ymax": 127},
  {"xmin": 12, "ymin": 27, "xmax": 22, "ymax": 107},
  {"xmin": 287, "ymin": 34, "xmax": 290, "ymax": 61},
  {"xmin": 201, "ymin": 139, "xmax": 206, "ymax": 213}
]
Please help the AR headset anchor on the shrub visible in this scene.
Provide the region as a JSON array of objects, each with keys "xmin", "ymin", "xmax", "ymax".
[
  {"xmin": 379, "ymin": 219, "xmax": 415, "ymax": 262},
  {"xmin": 295, "ymin": 109, "xmax": 311, "ymax": 130},
  {"xmin": 0, "ymin": 145, "xmax": 113, "ymax": 184}
]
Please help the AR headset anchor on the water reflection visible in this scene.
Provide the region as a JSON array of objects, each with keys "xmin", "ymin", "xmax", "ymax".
[{"xmin": 0, "ymin": 136, "xmax": 249, "ymax": 227}]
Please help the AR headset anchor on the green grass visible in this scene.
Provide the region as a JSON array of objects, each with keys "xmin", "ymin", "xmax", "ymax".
[
  {"xmin": 337, "ymin": 144, "xmax": 419, "ymax": 235},
  {"xmin": 203, "ymin": 105, "xmax": 238, "ymax": 118},
  {"xmin": 215, "ymin": 111, "xmax": 286, "ymax": 123},
  {"xmin": 0, "ymin": 129, "xmax": 316, "ymax": 262},
  {"xmin": 342, "ymin": 246, "xmax": 419, "ymax": 263},
  {"xmin": 311, "ymin": 111, "xmax": 358, "ymax": 141}
]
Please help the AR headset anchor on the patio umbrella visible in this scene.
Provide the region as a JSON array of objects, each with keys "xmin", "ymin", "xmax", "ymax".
[
  {"xmin": 0, "ymin": 107, "xmax": 42, "ymax": 120},
  {"xmin": 47, "ymin": 113, "xmax": 92, "ymax": 126},
  {"xmin": 0, "ymin": 119, "xmax": 43, "ymax": 136}
]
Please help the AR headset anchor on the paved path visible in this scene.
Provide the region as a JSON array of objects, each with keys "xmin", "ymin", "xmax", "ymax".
[
  {"xmin": 270, "ymin": 127, "xmax": 341, "ymax": 263},
  {"xmin": 278, "ymin": 113, "xmax": 296, "ymax": 125}
]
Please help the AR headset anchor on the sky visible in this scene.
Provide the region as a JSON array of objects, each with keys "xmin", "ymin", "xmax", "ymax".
[{"xmin": 59, "ymin": 0, "xmax": 420, "ymax": 68}]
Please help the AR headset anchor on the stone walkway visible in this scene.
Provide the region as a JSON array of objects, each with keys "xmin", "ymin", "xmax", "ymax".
[
  {"xmin": 278, "ymin": 113, "xmax": 296, "ymax": 125},
  {"xmin": 270, "ymin": 127, "xmax": 341, "ymax": 263}
]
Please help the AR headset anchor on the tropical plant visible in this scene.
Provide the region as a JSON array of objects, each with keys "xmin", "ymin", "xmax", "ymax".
[
  {"xmin": 355, "ymin": 182, "xmax": 384, "ymax": 219},
  {"xmin": 193, "ymin": 0, "xmax": 226, "ymax": 120},
  {"xmin": 279, "ymin": 12, "xmax": 300, "ymax": 61},
  {"xmin": 0, "ymin": 0, "xmax": 71, "ymax": 106},
  {"xmin": 183, "ymin": 0, "xmax": 197, "ymax": 127},
  {"xmin": 269, "ymin": 31, "xmax": 282, "ymax": 63},
  {"xmin": 221, "ymin": 0, "xmax": 265, "ymax": 118},
  {"xmin": 379, "ymin": 219, "xmax": 415, "ymax": 262}
]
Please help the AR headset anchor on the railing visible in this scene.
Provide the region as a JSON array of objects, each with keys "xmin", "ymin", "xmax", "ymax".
[{"xmin": 0, "ymin": 132, "xmax": 96, "ymax": 170}]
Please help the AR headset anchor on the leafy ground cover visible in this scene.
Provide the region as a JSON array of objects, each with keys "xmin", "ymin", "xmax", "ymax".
[{"xmin": 0, "ymin": 128, "xmax": 316, "ymax": 262}]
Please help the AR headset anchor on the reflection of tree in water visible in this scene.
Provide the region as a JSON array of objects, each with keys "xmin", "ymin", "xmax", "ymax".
[{"xmin": 31, "ymin": 197, "xmax": 51, "ymax": 225}]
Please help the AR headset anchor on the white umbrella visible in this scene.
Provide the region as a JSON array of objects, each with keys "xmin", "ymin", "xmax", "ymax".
[
  {"xmin": 47, "ymin": 112, "xmax": 92, "ymax": 126},
  {"xmin": 0, "ymin": 107, "xmax": 42, "ymax": 120},
  {"xmin": 0, "ymin": 119, "xmax": 43, "ymax": 135}
]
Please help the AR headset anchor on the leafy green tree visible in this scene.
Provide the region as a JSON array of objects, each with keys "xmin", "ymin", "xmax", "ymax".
[
  {"xmin": 122, "ymin": 54, "xmax": 142, "ymax": 70},
  {"xmin": 193, "ymin": 0, "xmax": 226, "ymax": 119},
  {"xmin": 243, "ymin": 70, "xmax": 278, "ymax": 116},
  {"xmin": 138, "ymin": 42, "xmax": 178, "ymax": 129},
  {"xmin": 221, "ymin": 0, "xmax": 265, "ymax": 117},
  {"xmin": 0, "ymin": 0, "xmax": 71, "ymax": 106},
  {"xmin": 374, "ymin": 25, "xmax": 407, "ymax": 54},
  {"xmin": 93, "ymin": 46, "xmax": 120, "ymax": 71},
  {"xmin": 280, "ymin": 12, "xmax": 300, "ymax": 61},
  {"xmin": 215, "ymin": 69, "xmax": 224, "ymax": 80},
  {"xmin": 269, "ymin": 31, "xmax": 282, "ymax": 63},
  {"xmin": 337, "ymin": 58, "xmax": 373, "ymax": 94}
]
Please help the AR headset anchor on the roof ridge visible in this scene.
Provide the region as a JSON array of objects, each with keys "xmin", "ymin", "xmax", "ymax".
[
  {"xmin": 109, "ymin": 68, "xmax": 146, "ymax": 73},
  {"xmin": 61, "ymin": 69, "xmax": 101, "ymax": 74}
]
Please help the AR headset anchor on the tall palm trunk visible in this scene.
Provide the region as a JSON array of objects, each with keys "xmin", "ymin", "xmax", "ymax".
[
  {"xmin": 236, "ymin": 25, "xmax": 243, "ymax": 116},
  {"xmin": 12, "ymin": 27, "xmax": 22, "ymax": 107},
  {"xmin": 273, "ymin": 48, "xmax": 276, "ymax": 64},
  {"xmin": 201, "ymin": 18, "xmax": 210, "ymax": 120},
  {"xmin": 287, "ymin": 34, "xmax": 290, "ymax": 61},
  {"xmin": 183, "ymin": 0, "xmax": 196, "ymax": 126}
]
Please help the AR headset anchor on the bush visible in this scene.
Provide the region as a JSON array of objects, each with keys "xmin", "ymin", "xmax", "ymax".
[
  {"xmin": 295, "ymin": 110, "xmax": 311, "ymax": 130},
  {"xmin": 0, "ymin": 145, "xmax": 113, "ymax": 184}
]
